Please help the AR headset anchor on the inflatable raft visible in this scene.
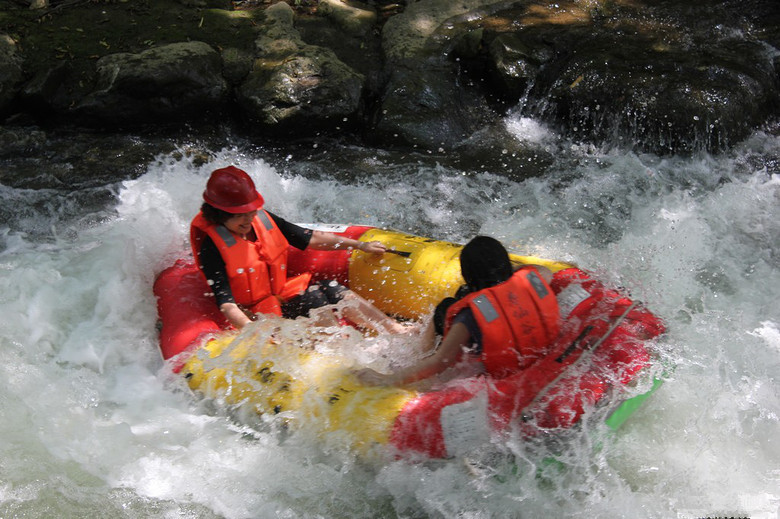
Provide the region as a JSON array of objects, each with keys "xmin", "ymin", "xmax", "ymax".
[{"xmin": 154, "ymin": 226, "xmax": 665, "ymax": 458}]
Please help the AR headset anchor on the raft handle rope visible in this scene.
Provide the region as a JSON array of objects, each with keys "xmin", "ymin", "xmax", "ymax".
[
  {"xmin": 386, "ymin": 249, "xmax": 412, "ymax": 258},
  {"xmin": 522, "ymin": 301, "xmax": 639, "ymax": 418},
  {"xmin": 555, "ymin": 325, "xmax": 595, "ymax": 363}
]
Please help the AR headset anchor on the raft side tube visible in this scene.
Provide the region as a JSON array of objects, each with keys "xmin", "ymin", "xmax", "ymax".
[{"xmin": 154, "ymin": 259, "xmax": 228, "ymax": 362}]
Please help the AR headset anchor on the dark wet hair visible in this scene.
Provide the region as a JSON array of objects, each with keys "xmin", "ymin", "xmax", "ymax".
[
  {"xmin": 459, "ymin": 236, "xmax": 513, "ymax": 291},
  {"xmin": 200, "ymin": 202, "xmax": 233, "ymax": 225}
]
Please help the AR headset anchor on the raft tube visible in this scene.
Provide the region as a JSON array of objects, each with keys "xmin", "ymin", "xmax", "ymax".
[{"xmin": 154, "ymin": 226, "xmax": 665, "ymax": 458}]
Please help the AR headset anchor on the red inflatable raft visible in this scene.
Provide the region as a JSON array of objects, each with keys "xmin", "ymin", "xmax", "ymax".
[{"xmin": 154, "ymin": 226, "xmax": 665, "ymax": 458}]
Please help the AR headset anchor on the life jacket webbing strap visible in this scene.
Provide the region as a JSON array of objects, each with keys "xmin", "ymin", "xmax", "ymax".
[
  {"xmin": 215, "ymin": 225, "xmax": 237, "ymax": 247},
  {"xmin": 555, "ymin": 325, "xmax": 594, "ymax": 363},
  {"xmin": 258, "ymin": 211, "xmax": 274, "ymax": 231}
]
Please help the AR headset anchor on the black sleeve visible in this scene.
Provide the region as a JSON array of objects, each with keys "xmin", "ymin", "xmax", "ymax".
[
  {"xmin": 432, "ymin": 286, "xmax": 481, "ymax": 354},
  {"xmin": 433, "ymin": 297, "xmax": 457, "ymax": 335},
  {"xmin": 432, "ymin": 284, "xmax": 472, "ymax": 335},
  {"xmin": 452, "ymin": 307, "xmax": 482, "ymax": 355},
  {"xmin": 199, "ymin": 236, "xmax": 235, "ymax": 307},
  {"xmin": 267, "ymin": 211, "xmax": 313, "ymax": 250}
]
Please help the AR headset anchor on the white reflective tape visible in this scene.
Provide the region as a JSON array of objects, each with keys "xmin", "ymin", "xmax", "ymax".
[
  {"xmin": 526, "ymin": 270, "xmax": 549, "ymax": 298},
  {"xmin": 294, "ymin": 223, "xmax": 352, "ymax": 233},
  {"xmin": 555, "ymin": 284, "xmax": 591, "ymax": 317},
  {"xmin": 472, "ymin": 295, "xmax": 499, "ymax": 323}
]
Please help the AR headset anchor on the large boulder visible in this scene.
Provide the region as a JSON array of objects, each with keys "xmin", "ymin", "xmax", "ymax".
[
  {"xmin": 236, "ymin": 2, "xmax": 365, "ymax": 135},
  {"xmin": 370, "ymin": 58, "xmax": 496, "ymax": 149},
  {"xmin": 373, "ymin": 0, "xmax": 505, "ymax": 150},
  {"xmin": 317, "ymin": 0, "xmax": 377, "ymax": 38},
  {"xmin": 543, "ymin": 37, "xmax": 778, "ymax": 153},
  {"xmin": 450, "ymin": 0, "xmax": 780, "ymax": 153},
  {"xmin": 75, "ymin": 41, "xmax": 228, "ymax": 126}
]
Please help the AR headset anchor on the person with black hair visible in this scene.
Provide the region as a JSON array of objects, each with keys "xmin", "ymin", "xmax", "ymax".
[{"xmin": 355, "ymin": 236, "xmax": 561, "ymax": 386}]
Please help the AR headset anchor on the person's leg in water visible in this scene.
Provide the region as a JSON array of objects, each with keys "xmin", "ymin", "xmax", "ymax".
[
  {"xmin": 283, "ymin": 280, "xmax": 412, "ymax": 334},
  {"xmin": 283, "ymin": 282, "xmax": 339, "ymax": 326},
  {"xmin": 338, "ymin": 290, "xmax": 416, "ymax": 334}
]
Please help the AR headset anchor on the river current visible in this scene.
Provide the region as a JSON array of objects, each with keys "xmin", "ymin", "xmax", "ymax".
[{"xmin": 1, "ymin": 116, "xmax": 778, "ymax": 518}]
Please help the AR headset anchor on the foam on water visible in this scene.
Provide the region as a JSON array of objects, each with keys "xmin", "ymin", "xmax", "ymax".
[{"xmin": 0, "ymin": 129, "xmax": 778, "ymax": 518}]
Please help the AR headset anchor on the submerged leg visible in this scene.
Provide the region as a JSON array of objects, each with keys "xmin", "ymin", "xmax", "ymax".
[
  {"xmin": 339, "ymin": 291, "xmax": 414, "ymax": 335},
  {"xmin": 308, "ymin": 304, "xmax": 341, "ymax": 328}
]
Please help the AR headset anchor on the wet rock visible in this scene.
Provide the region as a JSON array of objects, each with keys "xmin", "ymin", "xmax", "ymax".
[
  {"xmin": 540, "ymin": 32, "xmax": 778, "ymax": 153},
  {"xmin": 449, "ymin": 0, "xmax": 780, "ymax": 153},
  {"xmin": 221, "ymin": 47, "xmax": 254, "ymax": 85},
  {"xmin": 0, "ymin": 126, "xmax": 46, "ymax": 157},
  {"xmin": 479, "ymin": 33, "xmax": 553, "ymax": 101},
  {"xmin": 373, "ymin": 0, "xmax": 501, "ymax": 149},
  {"xmin": 236, "ymin": 2, "xmax": 364, "ymax": 135},
  {"xmin": 381, "ymin": 0, "xmax": 503, "ymax": 63},
  {"xmin": 20, "ymin": 60, "xmax": 95, "ymax": 119},
  {"xmin": 0, "ymin": 34, "xmax": 23, "ymax": 116},
  {"xmin": 1, "ymin": 0, "xmax": 779, "ymax": 156},
  {"xmin": 317, "ymin": 0, "xmax": 377, "ymax": 37},
  {"xmin": 75, "ymin": 41, "xmax": 228, "ymax": 126},
  {"xmin": 370, "ymin": 59, "xmax": 496, "ymax": 149}
]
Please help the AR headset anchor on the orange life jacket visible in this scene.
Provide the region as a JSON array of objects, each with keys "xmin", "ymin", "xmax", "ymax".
[
  {"xmin": 190, "ymin": 211, "xmax": 311, "ymax": 315},
  {"xmin": 445, "ymin": 267, "xmax": 560, "ymax": 378}
]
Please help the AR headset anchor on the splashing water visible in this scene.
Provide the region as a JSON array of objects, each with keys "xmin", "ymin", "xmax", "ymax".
[{"xmin": 0, "ymin": 125, "xmax": 778, "ymax": 518}]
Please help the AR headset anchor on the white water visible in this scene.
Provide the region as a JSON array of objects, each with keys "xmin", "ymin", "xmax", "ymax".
[{"xmin": 1, "ymin": 125, "xmax": 778, "ymax": 518}]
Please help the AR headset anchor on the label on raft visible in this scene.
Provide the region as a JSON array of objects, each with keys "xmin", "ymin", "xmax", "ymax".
[
  {"xmin": 555, "ymin": 284, "xmax": 592, "ymax": 317},
  {"xmin": 295, "ymin": 223, "xmax": 352, "ymax": 233},
  {"xmin": 440, "ymin": 390, "xmax": 490, "ymax": 457}
]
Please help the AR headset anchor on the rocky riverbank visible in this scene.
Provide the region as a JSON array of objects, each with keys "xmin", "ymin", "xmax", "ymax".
[{"xmin": 1, "ymin": 0, "xmax": 779, "ymax": 173}]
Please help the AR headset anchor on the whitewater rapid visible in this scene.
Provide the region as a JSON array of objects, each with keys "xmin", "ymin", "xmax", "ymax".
[{"xmin": 0, "ymin": 123, "xmax": 778, "ymax": 518}]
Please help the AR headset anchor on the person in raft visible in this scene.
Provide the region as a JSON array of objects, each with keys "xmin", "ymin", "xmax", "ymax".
[
  {"xmin": 354, "ymin": 236, "xmax": 561, "ymax": 386},
  {"xmin": 191, "ymin": 165, "xmax": 407, "ymax": 333}
]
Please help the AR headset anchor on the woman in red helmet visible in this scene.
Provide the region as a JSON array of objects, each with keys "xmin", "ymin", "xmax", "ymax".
[
  {"xmin": 191, "ymin": 165, "xmax": 407, "ymax": 333},
  {"xmin": 355, "ymin": 236, "xmax": 560, "ymax": 386}
]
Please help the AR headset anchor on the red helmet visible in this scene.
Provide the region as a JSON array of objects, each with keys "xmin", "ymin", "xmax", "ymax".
[{"xmin": 203, "ymin": 166, "xmax": 264, "ymax": 213}]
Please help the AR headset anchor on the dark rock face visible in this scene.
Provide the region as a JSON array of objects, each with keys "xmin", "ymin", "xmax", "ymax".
[
  {"xmin": 237, "ymin": 49, "xmax": 364, "ymax": 131},
  {"xmin": 449, "ymin": 1, "xmax": 780, "ymax": 153},
  {"xmin": 74, "ymin": 41, "xmax": 228, "ymax": 126},
  {"xmin": 0, "ymin": 35, "xmax": 23, "ymax": 115},
  {"xmin": 1, "ymin": 0, "xmax": 779, "ymax": 160},
  {"xmin": 236, "ymin": 2, "xmax": 365, "ymax": 134},
  {"xmin": 370, "ymin": 58, "xmax": 497, "ymax": 149},
  {"xmin": 543, "ymin": 42, "xmax": 777, "ymax": 152}
]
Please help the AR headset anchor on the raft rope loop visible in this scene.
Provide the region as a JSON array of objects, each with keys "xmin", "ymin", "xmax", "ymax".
[{"xmin": 522, "ymin": 301, "xmax": 639, "ymax": 418}]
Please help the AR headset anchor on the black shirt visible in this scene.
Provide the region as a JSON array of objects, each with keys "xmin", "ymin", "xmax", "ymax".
[
  {"xmin": 198, "ymin": 212, "xmax": 313, "ymax": 307},
  {"xmin": 433, "ymin": 286, "xmax": 483, "ymax": 354}
]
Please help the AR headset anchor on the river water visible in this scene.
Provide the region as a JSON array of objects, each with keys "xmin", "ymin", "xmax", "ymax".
[{"xmin": 0, "ymin": 115, "xmax": 778, "ymax": 518}]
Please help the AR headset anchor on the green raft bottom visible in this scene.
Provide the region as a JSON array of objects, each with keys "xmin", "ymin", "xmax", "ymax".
[{"xmin": 605, "ymin": 377, "xmax": 664, "ymax": 431}]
